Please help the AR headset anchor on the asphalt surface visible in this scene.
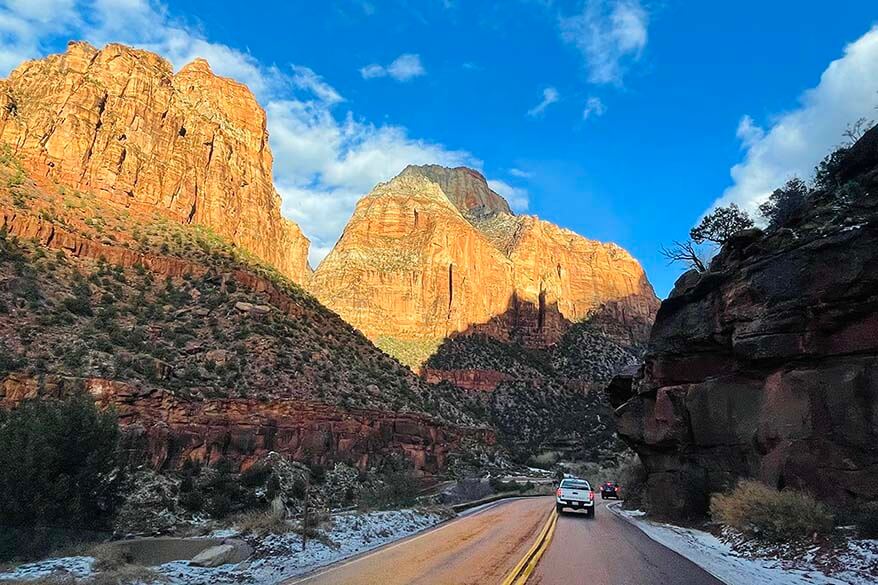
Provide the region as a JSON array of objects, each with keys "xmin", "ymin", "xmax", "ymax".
[
  {"xmin": 286, "ymin": 496, "xmax": 723, "ymax": 585},
  {"xmin": 531, "ymin": 500, "xmax": 724, "ymax": 585},
  {"xmin": 286, "ymin": 497, "xmax": 552, "ymax": 585}
]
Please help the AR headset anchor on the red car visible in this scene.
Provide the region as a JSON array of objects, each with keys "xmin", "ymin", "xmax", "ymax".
[{"xmin": 600, "ymin": 481, "xmax": 621, "ymax": 499}]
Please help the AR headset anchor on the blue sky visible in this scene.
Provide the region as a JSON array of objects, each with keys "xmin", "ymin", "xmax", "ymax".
[{"xmin": 2, "ymin": 1, "xmax": 877, "ymax": 296}]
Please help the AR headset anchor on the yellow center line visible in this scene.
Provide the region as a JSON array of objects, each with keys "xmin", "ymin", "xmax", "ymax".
[{"xmin": 500, "ymin": 508, "xmax": 558, "ymax": 585}]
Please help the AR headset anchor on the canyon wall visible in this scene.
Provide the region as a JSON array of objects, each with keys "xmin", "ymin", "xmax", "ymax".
[
  {"xmin": 310, "ymin": 165, "xmax": 658, "ymax": 366},
  {"xmin": 611, "ymin": 128, "xmax": 878, "ymax": 517},
  {"xmin": 0, "ymin": 41, "xmax": 310, "ymax": 282},
  {"xmin": 0, "ymin": 374, "xmax": 490, "ymax": 474}
]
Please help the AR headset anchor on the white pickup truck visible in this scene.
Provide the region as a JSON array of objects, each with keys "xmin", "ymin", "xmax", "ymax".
[{"xmin": 556, "ymin": 478, "xmax": 595, "ymax": 517}]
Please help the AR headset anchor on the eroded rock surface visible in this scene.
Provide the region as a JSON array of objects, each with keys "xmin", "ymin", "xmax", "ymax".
[
  {"xmin": 612, "ymin": 129, "xmax": 878, "ymax": 518},
  {"xmin": 310, "ymin": 165, "xmax": 658, "ymax": 366},
  {"xmin": 0, "ymin": 374, "xmax": 489, "ymax": 474},
  {"xmin": 0, "ymin": 41, "xmax": 310, "ymax": 282}
]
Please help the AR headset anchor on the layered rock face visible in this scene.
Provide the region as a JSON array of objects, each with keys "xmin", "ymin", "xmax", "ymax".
[
  {"xmin": 0, "ymin": 146, "xmax": 491, "ymax": 477},
  {"xmin": 310, "ymin": 165, "xmax": 658, "ymax": 366},
  {"xmin": 0, "ymin": 374, "xmax": 489, "ymax": 474},
  {"xmin": 611, "ymin": 129, "xmax": 878, "ymax": 518},
  {"xmin": 0, "ymin": 41, "xmax": 310, "ymax": 282},
  {"xmin": 309, "ymin": 172, "xmax": 515, "ymax": 345}
]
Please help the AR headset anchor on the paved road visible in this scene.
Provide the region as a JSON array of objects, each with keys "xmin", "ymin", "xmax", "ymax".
[
  {"xmin": 286, "ymin": 497, "xmax": 552, "ymax": 585},
  {"xmin": 531, "ymin": 501, "xmax": 723, "ymax": 585},
  {"xmin": 286, "ymin": 497, "xmax": 722, "ymax": 585}
]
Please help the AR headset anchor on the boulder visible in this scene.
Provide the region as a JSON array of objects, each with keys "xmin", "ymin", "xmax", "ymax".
[{"xmin": 189, "ymin": 539, "xmax": 251, "ymax": 567}]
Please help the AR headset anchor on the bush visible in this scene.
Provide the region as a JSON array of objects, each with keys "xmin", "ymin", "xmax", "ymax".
[
  {"xmin": 240, "ymin": 461, "xmax": 272, "ymax": 487},
  {"xmin": 759, "ymin": 177, "xmax": 810, "ymax": 230},
  {"xmin": 89, "ymin": 565, "xmax": 162, "ymax": 585},
  {"xmin": 488, "ymin": 477, "xmax": 528, "ymax": 494},
  {"xmin": 710, "ymin": 480, "xmax": 833, "ymax": 541},
  {"xmin": 91, "ymin": 543, "xmax": 130, "ymax": 572},
  {"xmin": 617, "ymin": 455, "xmax": 648, "ymax": 509},
  {"xmin": 360, "ymin": 460, "xmax": 421, "ymax": 510},
  {"xmin": 0, "ymin": 395, "xmax": 121, "ymax": 561},
  {"xmin": 234, "ymin": 505, "xmax": 292, "ymax": 536}
]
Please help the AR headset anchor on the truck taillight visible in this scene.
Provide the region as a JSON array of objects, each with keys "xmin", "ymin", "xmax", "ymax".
[
  {"xmin": 589, "ymin": 490, "xmax": 595, "ymax": 501},
  {"xmin": 556, "ymin": 488, "xmax": 562, "ymax": 497}
]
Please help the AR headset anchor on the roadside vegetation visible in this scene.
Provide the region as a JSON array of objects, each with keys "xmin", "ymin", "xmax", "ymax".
[
  {"xmin": 0, "ymin": 395, "xmax": 122, "ymax": 563},
  {"xmin": 661, "ymin": 118, "xmax": 875, "ymax": 272},
  {"xmin": 710, "ymin": 481, "xmax": 834, "ymax": 542}
]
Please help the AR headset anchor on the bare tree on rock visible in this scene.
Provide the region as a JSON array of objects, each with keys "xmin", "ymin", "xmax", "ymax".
[{"xmin": 660, "ymin": 240, "xmax": 707, "ymax": 273}]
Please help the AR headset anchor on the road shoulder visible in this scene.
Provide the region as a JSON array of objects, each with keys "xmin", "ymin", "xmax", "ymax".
[{"xmin": 607, "ymin": 503, "xmax": 875, "ymax": 585}]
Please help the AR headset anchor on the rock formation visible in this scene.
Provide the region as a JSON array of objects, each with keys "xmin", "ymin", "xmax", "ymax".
[
  {"xmin": 0, "ymin": 374, "xmax": 491, "ymax": 474},
  {"xmin": 309, "ymin": 165, "xmax": 658, "ymax": 367},
  {"xmin": 0, "ymin": 41, "xmax": 310, "ymax": 282},
  {"xmin": 0, "ymin": 142, "xmax": 489, "ymax": 477},
  {"xmin": 611, "ymin": 128, "xmax": 878, "ymax": 518}
]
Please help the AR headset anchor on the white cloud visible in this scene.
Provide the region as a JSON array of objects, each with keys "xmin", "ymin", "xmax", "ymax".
[
  {"xmin": 291, "ymin": 65, "xmax": 344, "ymax": 105},
  {"xmin": 0, "ymin": 0, "xmax": 80, "ymax": 73},
  {"xmin": 527, "ymin": 87, "xmax": 560, "ymax": 117},
  {"xmin": 560, "ymin": 0, "xmax": 648, "ymax": 85},
  {"xmin": 509, "ymin": 168, "xmax": 532, "ymax": 179},
  {"xmin": 488, "ymin": 179, "xmax": 529, "ymax": 212},
  {"xmin": 582, "ymin": 96, "xmax": 606, "ymax": 119},
  {"xmin": 712, "ymin": 26, "xmax": 878, "ymax": 217},
  {"xmin": 359, "ymin": 63, "xmax": 386, "ymax": 79},
  {"xmin": 360, "ymin": 53, "xmax": 425, "ymax": 81}
]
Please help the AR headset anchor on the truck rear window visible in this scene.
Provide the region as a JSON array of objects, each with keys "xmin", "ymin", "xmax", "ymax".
[{"xmin": 560, "ymin": 480, "xmax": 590, "ymax": 489}]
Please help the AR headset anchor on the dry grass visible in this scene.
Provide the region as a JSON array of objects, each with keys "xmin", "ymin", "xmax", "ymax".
[
  {"xmin": 233, "ymin": 507, "xmax": 293, "ymax": 536},
  {"xmin": 88, "ymin": 565, "xmax": 164, "ymax": 585},
  {"xmin": 710, "ymin": 480, "xmax": 834, "ymax": 541},
  {"xmin": 89, "ymin": 544, "xmax": 130, "ymax": 572},
  {"xmin": 2, "ymin": 577, "xmax": 78, "ymax": 585}
]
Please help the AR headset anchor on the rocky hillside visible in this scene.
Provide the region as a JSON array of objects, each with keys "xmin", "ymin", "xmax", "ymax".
[
  {"xmin": 310, "ymin": 164, "xmax": 658, "ymax": 368},
  {"xmin": 424, "ymin": 325, "xmax": 638, "ymax": 464},
  {"xmin": 0, "ymin": 41, "xmax": 311, "ymax": 282},
  {"xmin": 0, "ymin": 107, "xmax": 489, "ymax": 477},
  {"xmin": 610, "ymin": 128, "xmax": 878, "ymax": 518}
]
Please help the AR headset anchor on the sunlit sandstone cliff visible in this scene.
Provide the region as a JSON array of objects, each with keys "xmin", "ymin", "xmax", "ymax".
[
  {"xmin": 310, "ymin": 165, "xmax": 659, "ymax": 366},
  {"xmin": 0, "ymin": 41, "xmax": 310, "ymax": 282}
]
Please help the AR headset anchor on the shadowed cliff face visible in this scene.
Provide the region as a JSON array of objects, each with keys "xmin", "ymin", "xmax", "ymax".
[
  {"xmin": 0, "ymin": 41, "xmax": 311, "ymax": 283},
  {"xmin": 309, "ymin": 166, "xmax": 659, "ymax": 368},
  {"xmin": 611, "ymin": 128, "xmax": 878, "ymax": 519}
]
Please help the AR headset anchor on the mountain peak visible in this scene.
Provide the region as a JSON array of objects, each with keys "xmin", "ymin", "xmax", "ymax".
[
  {"xmin": 398, "ymin": 164, "xmax": 513, "ymax": 218},
  {"xmin": 0, "ymin": 42, "xmax": 311, "ymax": 282}
]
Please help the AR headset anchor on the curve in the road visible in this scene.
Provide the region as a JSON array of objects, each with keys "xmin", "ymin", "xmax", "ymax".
[
  {"xmin": 284, "ymin": 497, "xmax": 724, "ymax": 585},
  {"xmin": 285, "ymin": 497, "xmax": 554, "ymax": 585}
]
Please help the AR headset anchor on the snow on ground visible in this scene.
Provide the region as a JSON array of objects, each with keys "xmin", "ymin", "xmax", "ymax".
[
  {"xmin": 0, "ymin": 509, "xmax": 444, "ymax": 585},
  {"xmin": 0, "ymin": 557, "xmax": 95, "ymax": 582},
  {"xmin": 611, "ymin": 504, "xmax": 877, "ymax": 585}
]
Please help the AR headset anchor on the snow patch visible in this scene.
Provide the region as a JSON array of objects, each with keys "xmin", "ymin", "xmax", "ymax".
[
  {"xmin": 0, "ymin": 509, "xmax": 444, "ymax": 585},
  {"xmin": 0, "ymin": 557, "xmax": 94, "ymax": 582},
  {"xmin": 611, "ymin": 504, "xmax": 877, "ymax": 585}
]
